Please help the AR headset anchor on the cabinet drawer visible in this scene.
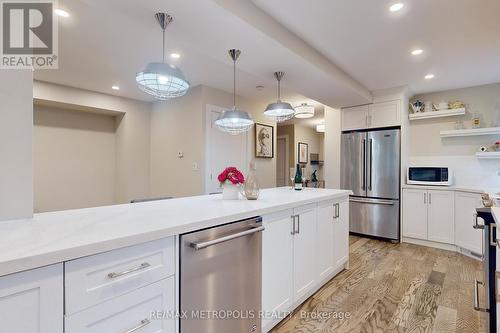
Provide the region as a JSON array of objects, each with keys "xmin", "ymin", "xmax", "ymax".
[
  {"xmin": 65, "ymin": 277, "xmax": 175, "ymax": 333},
  {"xmin": 65, "ymin": 237, "xmax": 175, "ymax": 315}
]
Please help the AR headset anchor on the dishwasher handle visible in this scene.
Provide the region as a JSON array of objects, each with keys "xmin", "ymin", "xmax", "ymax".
[{"xmin": 191, "ymin": 226, "xmax": 265, "ymax": 250}]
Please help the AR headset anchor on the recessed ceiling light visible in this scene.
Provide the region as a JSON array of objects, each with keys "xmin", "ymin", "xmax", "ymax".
[
  {"xmin": 389, "ymin": 3, "xmax": 404, "ymax": 12},
  {"xmin": 411, "ymin": 49, "xmax": 423, "ymax": 56},
  {"xmin": 425, "ymin": 74, "xmax": 435, "ymax": 80},
  {"xmin": 170, "ymin": 53, "xmax": 180, "ymax": 59},
  {"xmin": 111, "ymin": 85, "xmax": 120, "ymax": 90},
  {"xmin": 54, "ymin": 9, "xmax": 70, "ymax": 17}
]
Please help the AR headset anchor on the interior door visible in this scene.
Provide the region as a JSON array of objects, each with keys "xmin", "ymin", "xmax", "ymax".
[
  {"xmin": 276, "ymin": 137, "xmax": 287, "ymax": 187},
  {"xmin": 340, "ymin": 132, "xmax": 366, "ymax": 197},
  {"xmin": 293, "ymin": 205, "xmax": 317, "ymax": 301},
  {"xmin": 366, "ymin": 129, "xmax": 400, "ymax": 199},
  {"xmin": 206, "ymin": 106, "xmax": 248, "ymax": 194}
]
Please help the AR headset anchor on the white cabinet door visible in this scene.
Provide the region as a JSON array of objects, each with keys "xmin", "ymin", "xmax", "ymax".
[
  {"xmin": 293, "ymin": 204, "xmax": 317, "ymax": 301},
  {"xmin": 455, "ymin": 192, "xmax": 483, "ymax": 254},
  {"xmin": 0, "ymin": 264, "xmax": 63, "ymax": 333},
  {"xmin": 402, "ymin": 188, "xmax": 428, "ymax": 240},
  {"xmin": 427, "ymin": 190, "xmax": 454, "ymax": 244},
  {"xmin": 316, "ymin": 200, "xmax": 335, "ymax": 280},
  {"xmin": 334, "ymin": 200, "xmax": 350, "ymax": 268},
  {"xmin": 262, "ymin": 209, "xmax": 294, "ymax": 331},
  {"xmin": 65, "ymin": 277, "xmax": 175, "ymax": 333},
  {"xmin": 341, "ymin": 105, "xmax": 369, "ymax": 131},
  {"xmin": 368, "ymin": 100, "xmax": 401, "ymax": 128}
]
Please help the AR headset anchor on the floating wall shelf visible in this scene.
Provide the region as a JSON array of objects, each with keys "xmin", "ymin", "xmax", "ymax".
[
  {"xmin": 409, "ymin": 108, "xmax": 465, "ymax": 120},
  {"xmin": 476, "ymin": 152, "xmax": 500, "ymax": 159},
  {"xmin": 440, "ymin": 127, "xmax": 500, "ymax": 138}
]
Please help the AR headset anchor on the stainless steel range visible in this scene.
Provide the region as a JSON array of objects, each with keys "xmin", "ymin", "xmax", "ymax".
[
  {"xmin": 341, "ymin": 128, "xmax": 401, "ymax": 240},
  {"xmin": 180, "ymin": 217, "xmax": 264, "ymax": 333}
]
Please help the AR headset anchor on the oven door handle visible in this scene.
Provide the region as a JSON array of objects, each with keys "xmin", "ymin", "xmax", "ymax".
[
  {"xmin": 191, "ymin": 226, "xmax": 265, "ymax": 250},
  {"xmin": 473, "ymin": 280, "xmax": 489, "ymax": 312}
]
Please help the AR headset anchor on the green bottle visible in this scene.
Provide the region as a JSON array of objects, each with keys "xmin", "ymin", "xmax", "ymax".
[{"xmin": 294, "ymin": 164, "xmax": 303, "ymax": 191}]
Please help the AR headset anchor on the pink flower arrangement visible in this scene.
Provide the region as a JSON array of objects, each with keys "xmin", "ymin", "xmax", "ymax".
[{"xmin": 218, "ymin": 167, "xmax": 245, "ymax": 186}]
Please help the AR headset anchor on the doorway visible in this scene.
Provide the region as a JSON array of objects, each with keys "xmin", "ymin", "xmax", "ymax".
[{"xmin": 276, "ymin": 135, "xmax": 289, "ymax": 187}]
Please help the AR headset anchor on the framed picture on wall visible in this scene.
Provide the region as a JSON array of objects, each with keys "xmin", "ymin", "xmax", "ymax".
[
  {"xmin": 255, "ymin": 123, "xmax": 274, "ymax": 158},
  {"xmin": 298, "ymin": 142, "xmax": 308, "ymax": 164}
]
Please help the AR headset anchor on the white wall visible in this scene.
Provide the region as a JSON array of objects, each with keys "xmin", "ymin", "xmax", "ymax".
[
  {"xmin": 324, "ymin": 106, "xmax": 342, "ymax": 189},
  {"xmin": 410, "ymin": 82, "xmax": 500, "ymax": 189},
  {"xmin": 34, "ymin": 106, "xmax": 116, "ymax": 212},
  {"xmin": 0, "ymin": 71, "xmax": 33, "ymax": 221}
]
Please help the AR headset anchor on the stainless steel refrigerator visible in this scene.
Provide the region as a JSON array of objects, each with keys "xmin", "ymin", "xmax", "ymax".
[{"xmin": 341, "ymin": 128, "xmax": 400, "ymax": 240}]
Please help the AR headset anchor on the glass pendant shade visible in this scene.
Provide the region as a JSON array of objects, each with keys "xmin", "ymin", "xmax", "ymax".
[
  {"xmin": 316, "ymin": 124, "xmax": 325, "ymax": 133},
  {"xmin": 264, "ymin": 72, "xmax": 295, "ymax": 122},
  {"xmin": 136, "ymin": 13, "xmax": 190, "ymax": 100},
  {"xmin": 215, "ymin": 49, "xmax": 254, "ymax": 135},
  {"xmin": 294, "ymin": 103, "xmax": 315, "ymax": 118},
  {"xmin": 136, "ymin": 62, "xmax": 189, "ymax": 100}
]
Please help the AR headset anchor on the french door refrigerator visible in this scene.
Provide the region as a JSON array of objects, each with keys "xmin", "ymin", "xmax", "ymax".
[{"xmin": 341, "ymin": 128, "xmax": 400, "ymax": 240}]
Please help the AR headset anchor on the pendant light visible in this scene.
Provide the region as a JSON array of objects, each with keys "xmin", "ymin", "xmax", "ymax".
[
  {"xmin": 264, "ymin": 72, "xmax": 295, "ymax": 122},
  {"xmin": 214, "ymin": 49, "xmax": 254, "ymax": 135},
  {"xmin": 294, "ymin": 103, "xmax": 315, "ymax": 118},
  {"xmin": 136, "ymin": 13, "xmax": 190, "ymax": 100}
]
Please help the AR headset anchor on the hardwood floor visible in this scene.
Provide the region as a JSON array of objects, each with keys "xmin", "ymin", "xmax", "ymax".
[{"xmin": 270, "ymin": 236, "xmax": 485, "ymax": 333}]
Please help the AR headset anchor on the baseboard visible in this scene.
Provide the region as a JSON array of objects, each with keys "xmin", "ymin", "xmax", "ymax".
[{"xmin": 402, "ymin": 237, "xmax": 482, "ymax": 261}]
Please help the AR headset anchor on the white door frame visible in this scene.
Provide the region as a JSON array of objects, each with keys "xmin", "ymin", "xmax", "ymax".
[
  {"xmin": 204, "ymin": 104, "xmax": 249, "ymax": 194},
  {"xmin": 277, "ymin": 134, "xmax": 289, "ymax": 187}
]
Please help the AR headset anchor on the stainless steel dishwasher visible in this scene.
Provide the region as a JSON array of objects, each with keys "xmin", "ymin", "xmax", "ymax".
[{"xmin": 180, "ymin": 217, "xmax": 264, "ymax": 333}]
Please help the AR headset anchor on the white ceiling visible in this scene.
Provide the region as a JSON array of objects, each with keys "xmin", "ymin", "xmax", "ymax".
[
  {"xmin": 34, "ymin": 0, "xmax": 370, "ymax": 108},
  {"xmin": 35, "ymin": 0, "xmax": 500, "ymax": 110},
  {"xmin": 252, "ymin": 0, "xmax": 500, "ymax": 95}
]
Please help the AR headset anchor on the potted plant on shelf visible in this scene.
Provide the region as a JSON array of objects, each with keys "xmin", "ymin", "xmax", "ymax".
[{"xmin": 218, "ymin": 167, "xmax": 245, "ymax": 200}]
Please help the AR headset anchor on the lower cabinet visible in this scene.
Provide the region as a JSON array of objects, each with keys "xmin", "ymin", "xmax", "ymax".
[
  {"xmin": 262, "ymin": 199, "xmax": 349, "ymax": 332},
  {"xmin": 65, "ymin": 277, "xmax": 175, "ymax": 333},
  {"xmin": 455, "ymin": 192, "xmax": 483, "ymax": 255},
  {"xmin": 0, "ymin": 264, "xmax": 63, "ymax": 333}
]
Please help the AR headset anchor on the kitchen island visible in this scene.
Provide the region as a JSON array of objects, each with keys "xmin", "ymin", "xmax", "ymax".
[{"xmin": 0, "ymin": 187, "xmax": 350, "ymax": 333}]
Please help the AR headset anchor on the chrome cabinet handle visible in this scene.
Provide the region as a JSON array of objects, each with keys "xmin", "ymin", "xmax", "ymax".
[
  {"xmin": 124, "ymin": 319, "xmax": 151, "ymax": 333},
  {"xmin": 297, "ymin": 215, "xmax": 300, "ymax": 234},
  {"xmin": 490, "ymin": 223, "xmax": 497, "ymax": 247},
  {"xmin": 473, "ymin": 280, "xmax": 489, "ymax": 312},
  {"xmin": 424, "ymin": 193, "xmax": 426, "ymax": 204},
  {"xmin": 107, "ymin": 262, "xmax": 151, "ymax": 279},
  {"xmin": 335, "ymin": 203, "xmax": 340, "ymax": 218},
  {"xmin": 473, "ymin": 213, "xmax": 485, "ymax": 230},
  {"xmin": 191, "ymin": 226, "xmax": 265, "ymax": 250},
  {"xmin": 291, "ymin": 215, "xmax": 296, "ymax": 235},
  {"xmin": 428, "ymin": 193, "xmax": 432, "ymax": 204}
]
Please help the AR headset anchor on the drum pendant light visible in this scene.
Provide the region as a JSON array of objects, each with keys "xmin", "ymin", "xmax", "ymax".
[
  {"xmin": 136, "ymin": 13, "xmax": 190, "ymax": 100},
  {"xmin": 214, "ymin": 49, "xmax": 254, "ymax": 135},
  {"xmin": 264, "ymin": 72, "xmax": 295, "ymax": 122}
]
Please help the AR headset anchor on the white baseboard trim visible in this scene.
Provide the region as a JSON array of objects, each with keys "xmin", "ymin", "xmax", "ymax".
[{"xmin": 402, "ymin": 237, "xmax": 482, "ymax": 261}]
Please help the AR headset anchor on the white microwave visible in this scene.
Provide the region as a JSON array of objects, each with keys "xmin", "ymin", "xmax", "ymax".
[{"xmin": 407, "ymin": 166, "xmax": 453, "ymax": 186}]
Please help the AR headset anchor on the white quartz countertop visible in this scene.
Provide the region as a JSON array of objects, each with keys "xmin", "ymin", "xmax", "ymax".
[
  {"xmin": 0, "ymin": 187, "xmax": 350, "ymax": 277},
  {"xmin": 402, "ymin": 184, "xmax": 500, "ymax": 196}
]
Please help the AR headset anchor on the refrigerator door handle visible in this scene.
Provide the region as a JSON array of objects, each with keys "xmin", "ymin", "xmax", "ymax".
[
  {"xmin": 362, "ymin": 139, "xmax": 366, "ymax": 190},
  {"xmin": 350, "ymin": 198, "xmax": 395, "ymax": 205},
  {"xmin": 368, "ymin": 139, "xmax": 373, "ymax": 191}
]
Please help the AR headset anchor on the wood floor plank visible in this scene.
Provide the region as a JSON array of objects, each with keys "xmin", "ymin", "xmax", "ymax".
[{"xmin": 270, "ymin": 236, "xmax": 484, "ymax": 333}]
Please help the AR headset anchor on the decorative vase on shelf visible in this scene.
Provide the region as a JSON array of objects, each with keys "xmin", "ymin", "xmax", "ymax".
[
  {"xmin": 243, "ymin": 161, "xmax": 260, "ymax": 200},
  {"xmin": 222, "ymin": 181, "xmax": 240, "ymax": 200}
]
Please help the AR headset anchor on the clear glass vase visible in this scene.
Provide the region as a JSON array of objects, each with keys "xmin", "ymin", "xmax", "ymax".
[{"xmin": 244, "ymin": 161, "xmax": 260, "ymax": 200}]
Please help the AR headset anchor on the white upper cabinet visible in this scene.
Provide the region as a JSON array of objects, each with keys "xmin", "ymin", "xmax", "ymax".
[
  {"xmin": 341, "ymin": 101, "xmax": 401, "ymax": 131},
  {"xmin": 341, "ymin": 105, "xmax": 369, "ymax": 131},
  {"xmin": 427, "ymin": 190, "xmax": 454, "ymax": 244},
  {"xmin": 455, "ymin": 192, "xmax": 483, "ymax": 255},
  {"xmin": 0, "ymin": 264, "xmax": 63, "ymax": 333},
  {"xmin": 402, "ymin": 188, "xmax": 428, "ymax": 240},
  {"xmin": 368, "ymin": 100, "xmax": 401, "ymax": 129}
]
